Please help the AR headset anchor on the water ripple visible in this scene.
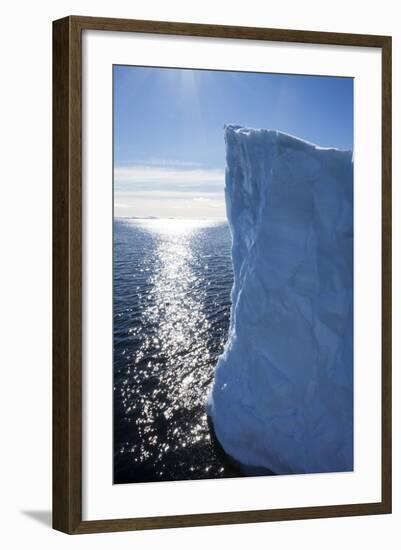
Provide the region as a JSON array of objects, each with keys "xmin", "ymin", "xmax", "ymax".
[{"xmin": 114, "ymin": 218, "xmax": 239, "ymax": 483}]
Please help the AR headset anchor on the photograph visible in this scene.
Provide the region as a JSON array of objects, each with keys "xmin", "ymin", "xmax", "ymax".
[{"xmin": 112, "ymin": 65, "xmax": 354, "ymax": 485}]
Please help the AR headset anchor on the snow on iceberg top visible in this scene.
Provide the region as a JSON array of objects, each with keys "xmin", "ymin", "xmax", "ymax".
[{"xmin": 224, "ymin": 124, "xmax": 353, "ymax": 154}]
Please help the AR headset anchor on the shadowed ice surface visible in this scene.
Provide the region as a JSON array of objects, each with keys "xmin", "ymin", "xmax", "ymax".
[
  {"xmin": 208, "ymin": 126, "xmax": 353, "ymax": 475},
  {"xmin": 113, "ymin": 218, "xmax": 240, "ymax": 483}
]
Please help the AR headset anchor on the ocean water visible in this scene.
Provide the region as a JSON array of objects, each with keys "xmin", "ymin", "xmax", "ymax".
[{"xmin": 113, "ymin": 218, "xmax": 240, "ymax": 483}]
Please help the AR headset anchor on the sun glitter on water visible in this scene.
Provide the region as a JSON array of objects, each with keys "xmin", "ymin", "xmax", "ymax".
[
  {"xmin": 114, "ymin": 217, "xmax": 235, "ymax": 482},
  {"xmin": 133, "ymin": 217, "xmax": 223, "ymax": 236}
]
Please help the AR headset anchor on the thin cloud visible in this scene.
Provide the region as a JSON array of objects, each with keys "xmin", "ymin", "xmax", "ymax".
[
  {"xmin": 115, "ymin": 189, "xmax": 225, "ymax": 201},
  {"xmin": 114, "ymin": 164, "xmax": 224, "ymax": 190},
  {"xmin": 116, "ymin": 158, "xmax": 204, "ymax": 168}
]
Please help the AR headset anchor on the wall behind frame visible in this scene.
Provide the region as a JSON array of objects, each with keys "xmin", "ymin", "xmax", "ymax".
[{"xmin": 0, "ymin": 0, "xmax": 399, "ymax": 548}]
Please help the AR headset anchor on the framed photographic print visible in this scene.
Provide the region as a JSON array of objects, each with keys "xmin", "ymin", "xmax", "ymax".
[{"xmin": 53, "ymin": 16, "xmax": 392, "ymax": 534}]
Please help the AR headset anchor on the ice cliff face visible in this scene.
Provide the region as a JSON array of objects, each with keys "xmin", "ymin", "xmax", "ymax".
[{"xmin": 207, "ymin": 125, "xmax": 353, "ymax": 475}]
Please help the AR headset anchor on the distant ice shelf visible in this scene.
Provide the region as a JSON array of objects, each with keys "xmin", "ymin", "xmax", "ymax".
[{"xmin": 207, "ymin": 125, "xmax": 354, "ymax": 475}]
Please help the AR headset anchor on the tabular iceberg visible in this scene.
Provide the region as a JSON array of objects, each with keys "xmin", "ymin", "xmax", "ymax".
[{"xmin": 207, "ymin": 125, "xmax": 353, "ymax": 475}]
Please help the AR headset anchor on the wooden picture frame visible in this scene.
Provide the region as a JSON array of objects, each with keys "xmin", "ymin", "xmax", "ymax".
[{"xmin": 53, "ymin": 15, "xmax": 392, "ymax": 534}]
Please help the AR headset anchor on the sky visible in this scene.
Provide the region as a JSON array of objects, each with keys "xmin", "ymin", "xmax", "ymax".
[{"xmin": 114, "ymin": 65, "xmax": 353, "ymax": 219}]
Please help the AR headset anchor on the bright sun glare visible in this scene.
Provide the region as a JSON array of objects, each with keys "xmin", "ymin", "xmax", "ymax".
[{"xmin": 132, "ymin": 218, "xmax": 223, "ymax": 236}]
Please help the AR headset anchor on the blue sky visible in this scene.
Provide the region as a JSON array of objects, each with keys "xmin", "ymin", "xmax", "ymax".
[{"xmin": 114, "ymin": 65, "xmax": 353, "ymax": 219}]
